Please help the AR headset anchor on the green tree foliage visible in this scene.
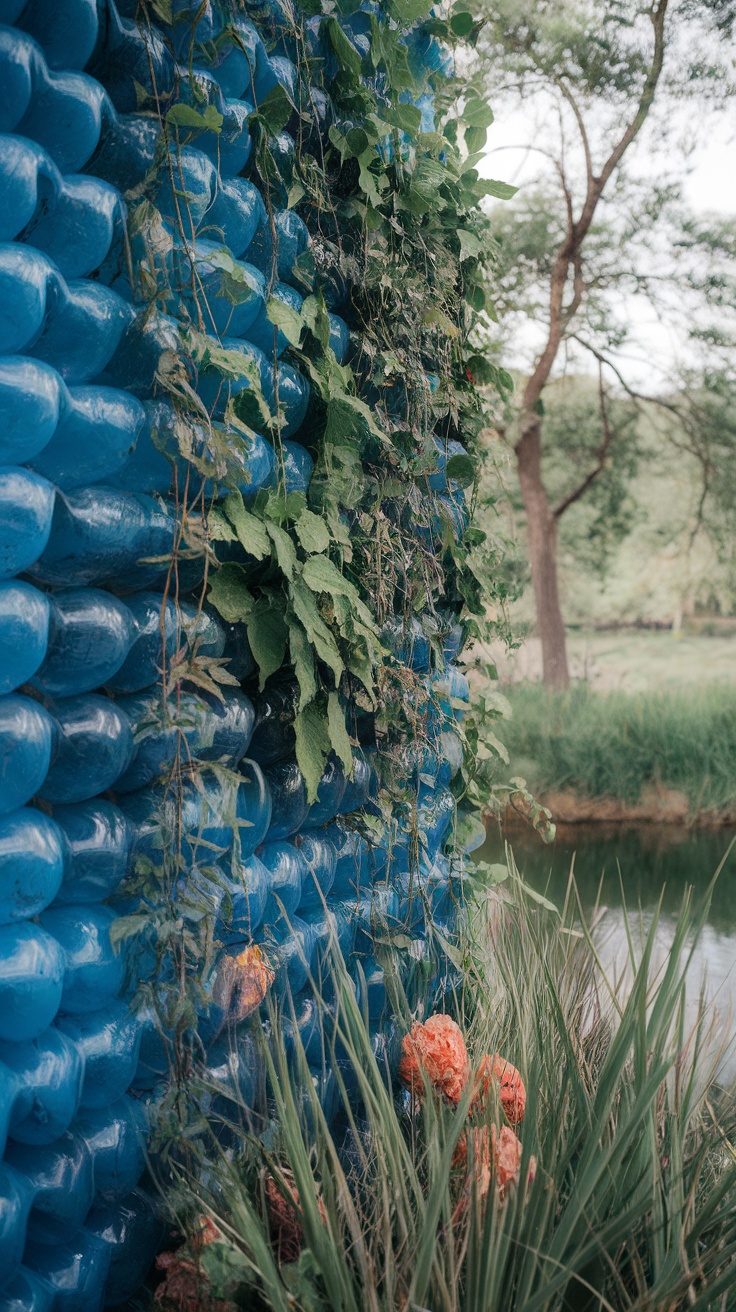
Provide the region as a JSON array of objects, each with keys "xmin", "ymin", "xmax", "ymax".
[{"xmin": 471, "ymin": 0, "xmax": 735, "ymax": 684}]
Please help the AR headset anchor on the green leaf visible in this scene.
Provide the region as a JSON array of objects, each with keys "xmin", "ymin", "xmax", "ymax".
[
  {"xmin": 266, "ymin": 297, "xmax": 304, "ymax": 348},
  {"xmin": 515, "ymin": 875, "xmax": 560, "ymax": 914},
  {"xmin": 301, "ymin": 295, "xmax": 332, "ymax": 352},
  {"xmin": 254, "ymin": 83, "xmax": 293, "ymax": 136},
  {"xmin": 109, "ymin": 914, "xmax": 150, "ymax": 948},
  {"xmin": 465, "ymin": 124, "xmax": 488, "ymax": 155},
  {"xmin": 266, "ymin": 521, "xmax": 298, "ymax": 579},
  {"xmin": 326, "ymin": 17, "xmax": 363, "ymax": 76},
  {"xmin": 327, "ymin": 691, "xmax": 353, "ymax": 776},
  {"xmin": 166, "ymin": 103, "xmax": 223, "ymax": 133},
  {"xmin": 446, "ymin": 453, "xmax": 476, "ymax": 488},
  {"xmin": 465, "ymin": 353, "xmax": 498, "ymax": 386},
  {"xmin": 208, "ymin": 564, "xmax": 254, "ymax": 624},
  {"xmin": 387, "ymin": 0, "xmax": 431, "ymax": 23},
  {"xmin": 457, "ymin": 228, "xmax": 483, "ymax": 262},
  {"xmin": 294, "ymin": 702, "xmax": 331, "ymax": 804},
  {"xmin": 289, "ymin": 579, "xmax": 345, "ymax": 686},
  {"xmin": 479, "ymin": 178, "xmax": 518, "ymax": 200},
  {"xmin": 463, "ymin": 97, "xmax": 494, "ymax": 130},
  {"xmin": 385, "ymin": 102, "xmax": 422, "ymax": 135},
  {"xmin": 247, "ymin": 601, "xmax": 289, "ymax": 690},
  {"xmin": 302, "ymin": 554, "xmax": 359, "ymax": 602},
  {"xmin": 289, "ymin": 621, "xmax": 317, "ymax": 709},
  {"xmin": 222, "ymin": 491, "xmax": 270, "ymax": 560},
  {"xmin": 450, "ymin": 10, "xmax": 474, "ymax": 36},
  {"xmin": 294, "ymin": 510, "xmax": 332, "ymax": 555}
]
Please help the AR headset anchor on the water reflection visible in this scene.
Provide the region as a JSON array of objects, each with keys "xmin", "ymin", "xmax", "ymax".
[{"xmin": 478, "ymin": 823, "xmax": 736, "ymax": 1083}]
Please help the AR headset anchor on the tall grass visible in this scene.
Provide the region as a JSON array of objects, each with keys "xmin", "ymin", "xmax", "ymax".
[
  {"xmin": 500, "ymin": 683, "xmax": 736, "ymax": 813},
  {"xmin": 157, "ymin": 873, "xmax": 736, "ymax": 1312}
]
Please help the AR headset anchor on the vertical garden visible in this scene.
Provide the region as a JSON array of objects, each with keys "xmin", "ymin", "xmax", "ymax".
[{"xmin": 0, "ymin": 0, "xmax": 511, "ymax": 1305}]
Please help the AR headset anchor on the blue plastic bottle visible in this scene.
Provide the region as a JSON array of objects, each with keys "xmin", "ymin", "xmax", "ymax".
[
  {"xmin": 56, "ymin": 1001, "xmax": 145, "ymax": 1110},
  {"xmin": 115, "ymin": 687, "xmax": 255, "ymax": 793},
  {"xmin": 22, "ymin": 1230, "xmax": 112, "ymax": 1312},
  {"xmin": 0, "ymin": 808, "xmax": 64, "ymax": 923},
  {"xmin": 247, "ymin": 208, "xmax": 309, "ymax": 284},
  {"xmin": 53, "ymin": 799, "xmax": 133, "ymax": 904},
  {"xmin": 0, "ymin": 356, "xmax": 62, "ymax": 466},
  {"xmin": 0, "ymin": 466, "xmax": 55, "ymax": 579},
  {"xmin": 248, "ymin": 682, "xmax": 298, "ymax": 765},
  {"xmin": 0, "ymin": 1266, "xmax": 55, "ymax": 1312},
  {"xmin": 327, "ymin": 824, "xmax": 368, "ymax": 898},
  {"xmin": 302, "ymin": 753, "xmax": 346, "ymax": 828},
  {"xmin": 32, "ymin": 589, "xmax": 135, "ymax": 697},
  {"xmin": 153, "ymin": 145, "xmax": 216, "ymax": 235},
  {"xmin": 0, "ymin": 244, "xmax": 133, "ymax": 378},
  {"xmin": 31, "ymin": 486, "xmax": 180, "ymax": 590},
  {"xmin": 246, "ymin": 281, "xmax": 303, "ymax": 357},
  {"xmin": 0, "ymin": 1026, "xmax": 84, "ymax": 1148},
  {"xmin": 0, "ymin": 923, "xmax": 65, "ymax": 1041},
  {"xmin": 263, "ymin": 760, "xmax": 308, "ymax": 839},
  {"xmin": 216, "ymin": 851, "xmax": 269, "ymax": 943},
  {"xmin": 203, "ymin": 173, "xmax": 266, "ymax": 257},
  {"xmin": 0, "ymin": 582, "xmax": 50, "ymax": 695},
  {"xmin": 103, "ymin": 591, "xmax": 178, "ymax": 694},
  {"xmin": 297, "ymin": 832, "xmax": 337, "ymax": 909},
  {"xmin": 85, "ymin": 1188, "xmax": 163, "ymax": 1309},
  {"xmin": 39, "ymin": 905, "xmax": 124, "ymax": 1014},
  {"xmin": 268, "ymin": 916, "xmax": 316, "ymax": 997},
  {"xmin": 0, "ymin": 27, "xmax": 106, "ymax": 173},
  {"xmin": 260, "ymin": 840, "xmax": 305, "ymax": 922},
  {"xmin": 27, "ymin": 386, "xmax": 147, "ymax": 491},
  {"xmin": 0, "ymin": 1161, "xmax": 31, "ymax": 1291},
  {"xmin": 15, "ymin": 0, "xmax": 100, "ymax": 69},
  {"xmin": 22, "ymin": 169, "xmax": 123, "ymax": 282},
  {"xmin": 0, "ymin": 695, "xmax": 55, "ymax": 814},
  {"xmin": 173, "ymin": 239, "xmax": 266, "ymax": 338},
  {"xmin": 72, "ymin": 1096, "xmax": 147, "ymax": 1200},
  {"xmin": 38, "ymin": 694, "xmax": 134, "ymax": 804},
  {"xmin": 281, "ymin": 441, "xmax": 314, "ymax": 497},
  {"xmin": 4, "ymin": 1131, "xmax": 96, "ymax": 1245}
]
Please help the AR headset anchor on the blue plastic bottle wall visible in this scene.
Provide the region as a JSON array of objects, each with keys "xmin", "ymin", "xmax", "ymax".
[{"xmin": 0, "ymin": 1, "xmax": 472, "ymax": 1306}]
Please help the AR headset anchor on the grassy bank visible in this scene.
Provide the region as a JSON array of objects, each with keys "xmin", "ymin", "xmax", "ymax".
[{"xmin": 500, "ymin": 683, "xmax": 736, "ymax": 816}]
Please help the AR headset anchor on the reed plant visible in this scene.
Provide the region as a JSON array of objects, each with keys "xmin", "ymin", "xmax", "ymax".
[{"xmin": 155, "ymin": 871, "xmax": 736, "ymax": 1312}]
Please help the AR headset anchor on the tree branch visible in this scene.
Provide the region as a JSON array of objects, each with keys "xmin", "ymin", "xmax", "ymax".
[
  {"xmin": 520, "ymin": 0, "xmax": 671, "ymax": 438},
  {"xmin": 553, "ymin": 361, "xmax": 615, "ymax": 518},
  {"xmin": 554, "ymin": 77, "xmax": 593, "ymax": 187}
]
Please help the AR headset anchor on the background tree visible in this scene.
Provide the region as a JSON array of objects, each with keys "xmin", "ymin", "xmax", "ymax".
[{"xmin": 475, "ymin": 0, "xmax": 735, "ymax": 686}]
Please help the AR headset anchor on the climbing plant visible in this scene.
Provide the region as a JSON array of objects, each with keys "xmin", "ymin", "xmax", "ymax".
[{"xmin": 108, "ymin": 0, "xmax": 535, "ymax": 1120}]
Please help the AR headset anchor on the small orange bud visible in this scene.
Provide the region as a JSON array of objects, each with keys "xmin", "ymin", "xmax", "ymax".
[
  {"xmin": 473, "ymin": 1054, "xmax": 526, "ymax": 1124},
  {"xmin": 491, "ymin": 1124, "xmax": 536, "ymax": 1199},
  {"xmin": 264, "ymin": 1168, "xmax": 328, "ymax": 1265}
]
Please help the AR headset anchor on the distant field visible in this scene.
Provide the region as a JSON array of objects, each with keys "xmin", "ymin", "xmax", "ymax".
[
  {"xmin": 472, "ymin": 627, "xmax": 736, "ymax": 692},
  {"xmin": 467, "ymin": 628, "xmax": 736, "ymax": 818}
]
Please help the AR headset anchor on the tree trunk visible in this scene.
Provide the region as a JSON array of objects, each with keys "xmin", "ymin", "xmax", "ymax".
[{"xmin": 516, "ymin": 421, "xmax": 570, "ymax": 689}]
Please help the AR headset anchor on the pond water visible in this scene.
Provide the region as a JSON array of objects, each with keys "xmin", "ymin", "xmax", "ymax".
[{"xmin": 477, "ymin": 822, "xmax": 736, "ymax": 1082}]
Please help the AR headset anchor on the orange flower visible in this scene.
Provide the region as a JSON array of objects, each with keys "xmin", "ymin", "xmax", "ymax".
[
  {"xmin": 265, "ymin": 1168, "xmax": 328, "ymax": 1265},
  {"xmin": 472, "ymin": 1054, "xmax": 526, "ymax": 1124},
  {"xmin": 212, "ymin": 946, "xmax": 275, "ymax": 1030},
  {"xmin": 491, "ymin": 1124, "xmax": 536, "ymax": 1199},
  {"xmin": 452, "ymin": 1125, "xmax": 492, "ymax": 1195},
  {"xmin": 230, "ymin": 945, "xmax": 275, "ymax": 1021},
  {"xmin": 155, "ymin": 1216, "xmax": 234, "ymax": 1311},
  {"xmin": 398, "ymin": 1014, "xmax": 470, "ymax": 1104}
]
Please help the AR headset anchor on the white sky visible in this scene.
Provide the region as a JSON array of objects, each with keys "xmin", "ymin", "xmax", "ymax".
[{"xmin": 478, "ymin": 103, "xmax": 736, "ymax": 386}]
